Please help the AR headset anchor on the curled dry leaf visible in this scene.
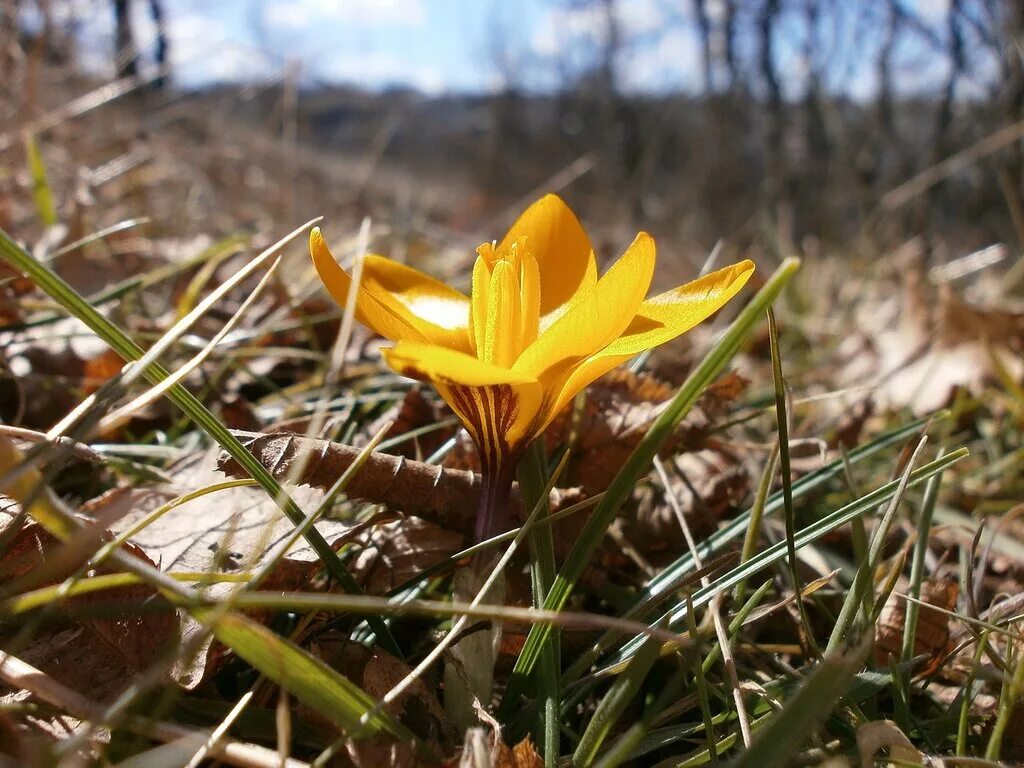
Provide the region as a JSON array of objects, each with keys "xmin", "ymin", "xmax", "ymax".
[
  {"xmin": 449, "ymin": 732, "xmax": 543, "ymax": 768},
  {"xmin": 873, "ymin": 577, "xmax": 958, "ymax": 675},
  {"xmin": 856, "ymin": 720, "xmax": 925, "ymax": 768},
  {"xmin": 493, "ymin": 736, "xmax": 544, "ymax": 768}
]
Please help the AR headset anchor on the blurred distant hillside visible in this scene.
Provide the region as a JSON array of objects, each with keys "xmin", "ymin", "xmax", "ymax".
[{"xmin": 2, "ymin": 0, "xmax": 1023, "ymax": 265}]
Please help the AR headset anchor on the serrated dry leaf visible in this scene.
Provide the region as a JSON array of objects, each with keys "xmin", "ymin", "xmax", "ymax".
[
  {"xmin": 217, "ymin": 429, "xmax": 586, "ymax": 540},
  {"xmin": 218, "ymin": 431, "xmax": 485, "ymax": 533}
]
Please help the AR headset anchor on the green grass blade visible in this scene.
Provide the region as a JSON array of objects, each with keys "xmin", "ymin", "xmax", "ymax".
[
  {"xmin": 201, "ymin": 610, "xmax": 419, "ymax": 746},
  {"xmin": 499, "ymin": 257, "xmax": 802, "ymax": 717},
  {"xmin": 562, "ymin": 415, "xmax": 934, "ymax": 685},
  {"xmin": 573, "ymin": 622, "xmax": 665, "ymax": 767},
  {"xmin": 731, "ymin": 640, "xmax": 869, "ymax": 768},
  {"xmin": 0, "ymin": 225, "xmax": 402, "ymax": 656},
  {"xmin": 826, "ymin": 436, "xmax": 929, "ymax": 653},
  {"xmin": 593, "ymin": 448, "xmax": 967, "ymax": 674},
  {"xmin": 24, "ymin": 132, "xmax": 58, "ymax": 227},
  {"xmin": 518, "ymin": 440, "xmax": 561, "ymax": 767},
  {"xmin": 902, "ymin": 448, "xmax": 946, "ymax": 666},
  {"xmin": 734, "ymin": 444, "xmax": 778, "ymax": 605},
  {"xmin": 768, "ymin": 306, "xmax": 819, "ymax": 659}
]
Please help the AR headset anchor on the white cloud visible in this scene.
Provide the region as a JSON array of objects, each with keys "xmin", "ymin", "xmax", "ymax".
[
  {"xmin": 531, "ymin": 0, "xmax": 696, "ymax": 92},
  {"xmin": 319, "ymin": 51, "xmax": 445, "ymax": 94},
  {"xmin": 532, "ymin": 0, "xmax": 671, "ymax": 58},
  {"xmin": 263, "ymin": 0, "xmax": 426, "ymax": 30},
  {"xmin": 619, "ymin": 25, "xmax": 701, "ymax": 93},
  {"xmin": 915, "ymin": 0, "xmax": 949, "ymax": 23},
  {"xmin": 162, "ymin": 12, "xmax": 276, "ymax": 85}
]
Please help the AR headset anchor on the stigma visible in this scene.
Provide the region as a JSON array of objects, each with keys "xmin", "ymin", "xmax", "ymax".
[{"xmin": 470, "ymin": 238, "xmax": 540, "ymax": 367}]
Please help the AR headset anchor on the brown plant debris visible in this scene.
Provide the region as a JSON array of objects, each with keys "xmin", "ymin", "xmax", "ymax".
[
  {"xmin": 218, "ymin": 430, "xmax": 497, "ymax": 534},
  {"xmin": 440, "ymin": 369, "xmax": 748, "ymax": 493},
  {"xmin": 544, "ymin": 369, "xmax": 748, "ymax": 494},
  {"xmin": 350, "ymin": 517, "xmax": 465, "ymax": 595},
  {"xmin": 873, "ymin": 577, "xmax": 958, "ymax": 675},
  {"xmin": 0, "ymin": 497, "xmax": 180, "ymax": 702},
  {"xmin": 842, "ymin": 262, "xmax": 1024, "ymax": 413}
]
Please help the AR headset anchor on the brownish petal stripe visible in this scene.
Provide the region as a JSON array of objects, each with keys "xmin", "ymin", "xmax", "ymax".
[{"xmin": 442, "ymin": 382, "xmax": 524, "ymax": 476}]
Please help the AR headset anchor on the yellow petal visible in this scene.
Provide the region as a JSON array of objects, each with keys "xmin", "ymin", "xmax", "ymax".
[
  {"xmin": 518, "ymin": 249, "xmax": 540, "ymax": 349},
  {"xmin": 512, "ymin": 232, "xmax": 657, "ymax": 380},
  {"xmin": 500, "ymin": 194, "xmax": 597, "ymax": 316},
  {"xmin": 435, "ymin": 379, "xmax": 544, "ymax": 471},
  {"xmin": 383, "ymin": 342, "xmax": 543, "ymax": 460},
  {"xmin": 310, "ymin": 228, "xmax": 471, "ymax": 351},
  {"xmin": 382, "ymin": 342, "xmax": 536, "ymax": 387},
  {"xmin": 537, "ymin": 259, "xmax": 755, "ymax": 427},
  {"xmin": 602, "ymin": 259, "xmax": 756, "ymax": 357}
]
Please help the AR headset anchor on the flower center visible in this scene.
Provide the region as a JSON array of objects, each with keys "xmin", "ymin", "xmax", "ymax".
[{"xmin": 470, "ymin": 237, "xmax": 540, "ymax": 367}]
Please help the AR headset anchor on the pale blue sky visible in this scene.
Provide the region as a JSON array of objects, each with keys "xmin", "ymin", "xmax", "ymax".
[{"xmin": 25, "ymin": 0, "xmax": 996, "ymax": 98}]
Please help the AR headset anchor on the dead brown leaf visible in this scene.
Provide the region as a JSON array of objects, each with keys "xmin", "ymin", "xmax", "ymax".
[
  {"xmin": 842, "ymin": 264, "xmax": 1024, "ymax": 413},
  {"xmin": 0, "ymin": 497, "xmax": 179, "ymax": 702},
  {"xmin": 315, "ymin": 640, "xmax": 457, "ymax": 751},
  {"xmin": 95, "ymin": 451, "xmax": 357, "ymax": 579},
  {"xmin": 444, "ymin": 369, "xmax": 746, "ymax": 495},
  {"xmin": 493, "ymin": 736, "xmax": 544, "ymax": 768},
  {"xmin": 218, "ymin": 430, "xmax": 488, "ymax": 534},
  {"xmin": 874, "ymin": 578, "xmax": 958, "ymax": 675},
  {"xmin": 358, "ymin": 386, "xmax": 453, "ymax": 460},
  {"xmin": 351, "ymin": 517, "xmax": 464, "ymax": 595},
  {"xmin": 628, "ymin": 449, "xmax": 750, "ymax": 556},
  {"xmin": 554, "ymin": 369, "xmax": 746, "ymax": 495}
]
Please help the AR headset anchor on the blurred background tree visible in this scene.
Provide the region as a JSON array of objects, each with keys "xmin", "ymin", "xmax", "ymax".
[{"xmin": 2, "ymin": 0, "xmax": 1021, "ymax": 266}]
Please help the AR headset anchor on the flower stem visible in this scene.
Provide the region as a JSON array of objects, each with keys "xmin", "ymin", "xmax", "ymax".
[{"xmin": 473, "ymin": 457, "xmax": 517, "ymax": 549}]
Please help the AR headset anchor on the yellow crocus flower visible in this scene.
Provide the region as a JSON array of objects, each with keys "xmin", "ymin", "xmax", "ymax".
[{"xmin": 311, "ymin": 194, "xmax": 754, "ymax": 541}]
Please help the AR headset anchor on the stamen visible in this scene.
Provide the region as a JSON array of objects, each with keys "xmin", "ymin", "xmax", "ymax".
[
  {"xmin": 470, "ymin": 254, "xmax": 491, "ymax": 355},
  {"xmin": 470, "ymin": 236, "xmax": 539, "ymax": 366},
  {"xmin": 484, "ymin": 260, "xmax": 519, "ymax": 367}
]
